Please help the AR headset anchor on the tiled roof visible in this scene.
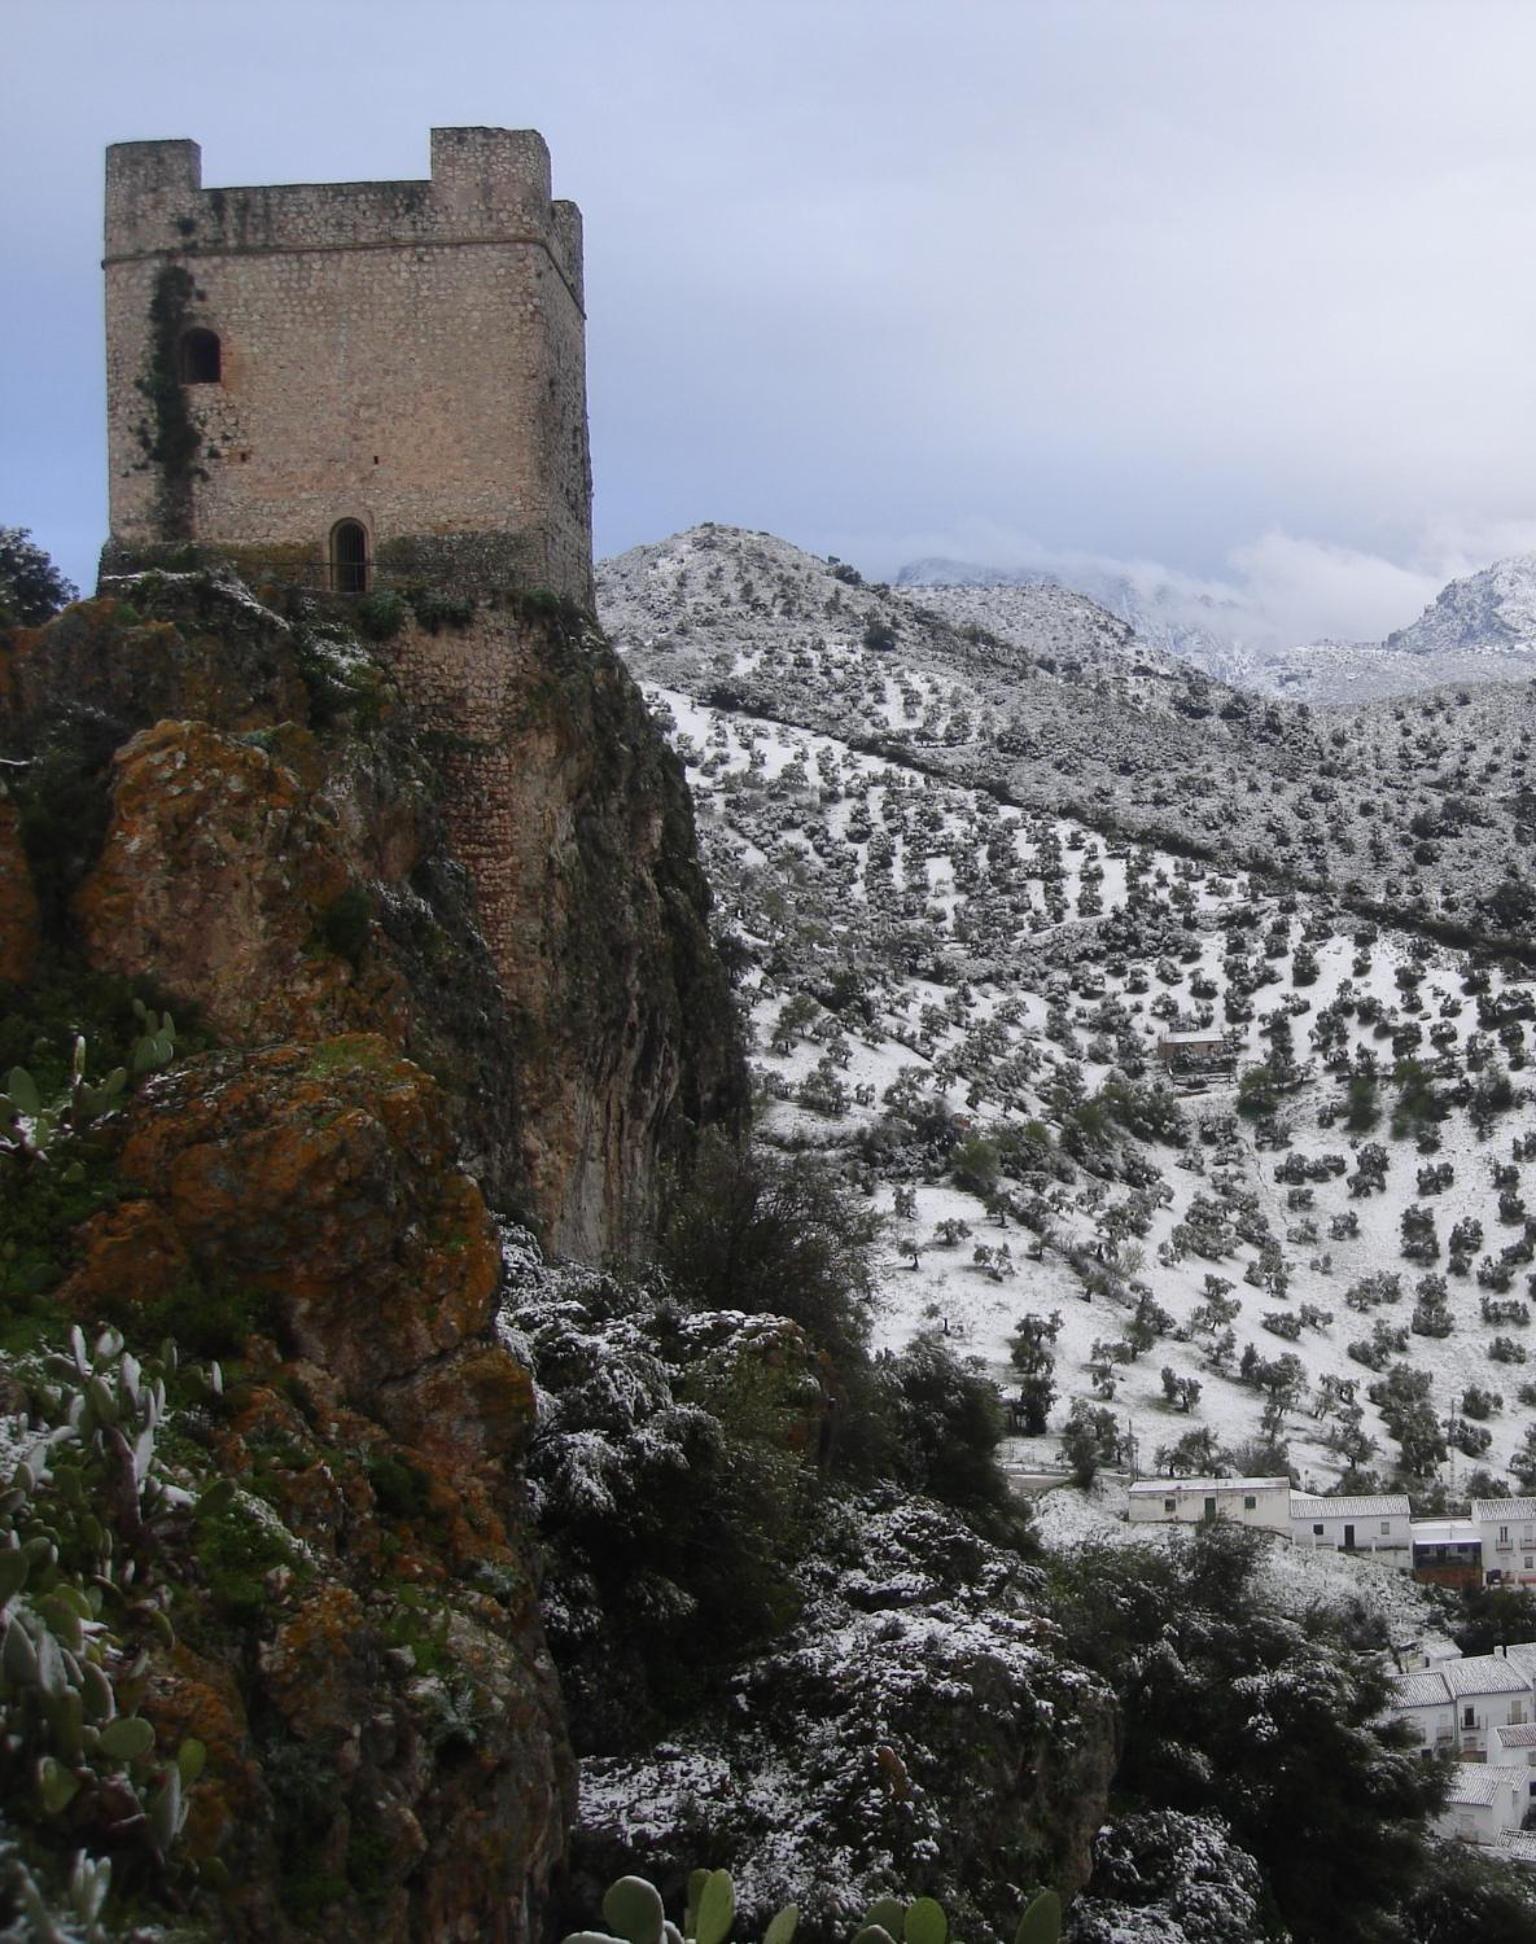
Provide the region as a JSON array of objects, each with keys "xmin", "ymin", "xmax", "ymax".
[
  {"xmin": 1473, "ymin": 1499, "xmax": 1536, "ymax": 1522},
  {"xmin": 1494, "ymin": 1723, "xmax": 1536, "ymax": 1748},
  {"xmin": 1446, "ymin": 1763, "xmax": 1507, "ymax": 1807},
  {"xmin": 1442, "ymin": 1655, "xmax": 1534, "ymax": 1698},
  {"xmin": 1291, "ymin": 1495, "xmax": 1410, "ymax": 1520},
  {"xmin": 1392, "ymin": 1671, "xmax": 1451, "ymax": 1709},
  {"xmin": 1128, "ymin": 1477, "xmax": 1288, "ymax": 1496}
]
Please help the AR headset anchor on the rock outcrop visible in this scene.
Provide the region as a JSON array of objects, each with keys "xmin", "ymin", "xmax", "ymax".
[
  {"xmin": 0, "ymin": 572, "xmax": 746, "ymax": 1252},
  {"xmin": 389, "ymin": 598, "xmax": 748, "ymax": 1257},
  {"xmin": 0, "ymin": 569, "xmax": 746, "ymax": 1937},
  {"xmin": 52, "ymin": 1036, "xmax": 572, "ymax": 1941}
]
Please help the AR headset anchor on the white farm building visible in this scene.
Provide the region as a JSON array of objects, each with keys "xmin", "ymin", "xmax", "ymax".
[
  {"xmin": 1390, "ymin": 1655, "xmax": 1535, "ymax": 1761},
  {"xmin": 1289, "ymin": 1493, "xmax": 1411, "ymax": 1560},
  {"xmin": 1127, "ymin": 1477, "xmax": 1291, "ymax": 1534}
]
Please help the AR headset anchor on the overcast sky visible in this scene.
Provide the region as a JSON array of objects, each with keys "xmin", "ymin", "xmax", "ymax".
[{"xmin": 8, "ymin": 0, "xmax": 1536, "ymax": 646}]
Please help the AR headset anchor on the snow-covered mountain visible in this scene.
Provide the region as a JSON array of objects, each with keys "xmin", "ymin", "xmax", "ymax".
[
  {"xmin": 895, "ymin": 554, "xmax": 1251, "ymax": 683},
  {"xmin": 895, "ymin": 550, "xmax": 1536, "ymax": 707},
  {"xmin": 1386, "ymin": 555, "xmax": 1536, "ymax": 659},
  {"xmin": 601, "ymin": 524, "xmax": 1536, "ymax": 941}
]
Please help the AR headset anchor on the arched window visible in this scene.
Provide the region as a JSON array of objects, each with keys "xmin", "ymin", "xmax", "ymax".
[
  {"xmin": 330, "ymin": 520, "xmax": 370, "ymax": 595},
  {"xmin": 178, "ymin": 328, "xmax": 221, "ymax": 384}
]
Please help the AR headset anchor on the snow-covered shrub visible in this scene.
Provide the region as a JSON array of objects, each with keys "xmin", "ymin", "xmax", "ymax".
[
  {"xmin": 571, "ymin": 1495, "xmax": 1106, "ymax": 1943},
  {"xmin": 1067, "ymin": 1811, "xmax": 1267, "ymax": 1944}
]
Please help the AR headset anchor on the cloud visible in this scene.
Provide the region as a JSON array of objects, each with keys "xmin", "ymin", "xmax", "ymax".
[
  {"xmin": 826, "ymin": 516, "xmax": 1536, "ymax": 655},
  {"xmin": 1220, "ymin": 534, "xmax": 1446, "ymax": 649}
]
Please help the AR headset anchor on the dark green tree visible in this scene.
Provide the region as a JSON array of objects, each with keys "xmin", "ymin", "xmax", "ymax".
[{"xmin": 0, "ymin": 527, "xmax": 75, "ymax": 626}]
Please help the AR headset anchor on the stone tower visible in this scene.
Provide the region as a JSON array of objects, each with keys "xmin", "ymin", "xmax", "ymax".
[{"xmin": 102, "ymin": 128, "xmax": 593, "ymax": 607}]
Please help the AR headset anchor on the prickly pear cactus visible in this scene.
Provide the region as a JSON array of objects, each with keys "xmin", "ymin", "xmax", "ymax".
[{"xmin": 564, "ymin": 1872, "xmax": 1060, "ymax": 1944}]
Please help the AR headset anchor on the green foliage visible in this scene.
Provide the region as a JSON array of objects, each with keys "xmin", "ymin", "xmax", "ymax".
[
  {"xmin": 1093, "ymin": 1077, "xmax": 1187, "ymax": 1146},
  {"xmin": 657, "ymin": 1131, "xmax": 880, "ymax": 1373},
  {"xmin": 1390, "ymin": 1059, "xmax": 1443, "ymax": 1139},
  {"xmin": 1053, "ymin": 1523, "xmax": 1446, "ymax": 1944},
  {"xmin": 1235, "ymin": 1062, "xmax": 1283, "ymax": 1120},
  {"xmin": 1450, "ymin": 1584, "xmax": 1536, "ymax": 1657},
  {"xmin": 695, "ymin": 1869, "xmax": 735, "ymax": 1944},
  {"xmin": 406, "ymin": 584, "xmax": 476, "ymax": 632},
  {"xmin": 563, "ymin": 1875, "xmax": 1057, "ymax": 1944},
  {"xmin": 877, "ymin": 1331, "xmax": 1028, "ymax": 1540},
  {"xmin": 1400, "ymin": 1839, "xmax": 1536, "ymax": 1942},
  {"xmin": 194, "ymin": 1493, "xmax": 296, "ymax": 1624},
  {"xmin": 120, "ymin": 1271, "xmax": 275, "ymax": 1362},
  {"xmin": 0, "ymin": 527, "xmax": 76, "ymax": 626},
  {"xmin": 604, "ymin": 1874, "xmax": 666, "ymax": 1944},
  {"xmin": 8, "ymin": 717, "xmax": 120, "ymax": 934},
  {"xmin": 364, "ymin": 1449, "xmax": 434, "ymax": 1522},
  {"xmin": 135, "ymin": 264, "xmax": 204, "ymax": 538},
  {"xmin": 317, "ymin": 882, "xmax": 374, "ymax": 967},
  {"xmin": 0, "ymin": 1013, "xmax": 178, "ymax": 1329},
  {"xmin": 1014, "ymin": 1893, "xmax": 1061, "ymax": 1944},
  {"xmin": 1061, "ymin": 1399, "xmax": 1120, "ymax": 1487},
  {"xmin": 353, "ymin": 589, "xmax": 408, "ymax": 641},
  {"xmin": 0, "ymin": 1326, "xmax": 216, "ymax": 1905},
  {"xmin": 950, "ymin": 1136, "xmax": 1000, "ymax": 1198}
]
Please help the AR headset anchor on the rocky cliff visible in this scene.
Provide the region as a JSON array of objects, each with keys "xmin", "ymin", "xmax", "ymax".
[
  {"xmin": 1, "ymin": 571, "xmax": 746, "ymax": 1252},
  {"xmin": 0, "ymin": 567, "xmax": 745, "ymax": 1937}
]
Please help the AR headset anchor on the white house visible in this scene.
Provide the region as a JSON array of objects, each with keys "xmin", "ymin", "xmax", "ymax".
[
  {"xmin": 1390, "ymin": 1669, "xmax": 1457, "ymax": 1754},
  {"xmin": 1290, "ymin": 1493, "xmax": 1411, "ymax": 1561},
  {"xmin": 1489, "ymin": 1721, "xmax": 1536, "ymax": 1817},
  {"xmin": 1443, "ymin": 1655, "xmax": 1536, "ymax": 1757},
  {"xmin": 1391, "ymin": 1654, "xmax": 1536, "ymax": 1761},
  {"xmin": 1437, "ymin": 1763, "xmax": 1528, "ymax": 1846},
  {"xmin": 1472, "ymin": 1498, "xmax": 1536, "ymax": 1588},
  {"xmin": 1128, "ymin": 1476, "xmax": 1291, "ymax": 1534}
]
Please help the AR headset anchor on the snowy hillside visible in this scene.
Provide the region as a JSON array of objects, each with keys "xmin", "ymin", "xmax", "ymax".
[
  {"xmin": 894, "ymin": 554, "xmax": 1252, "ymax": 684},
  {"xmin": 603, "ymin": 525, "xmax": 1536, "ymax": 947},
  {"xmin": 1388, "ymin": 556, "xmax": 1536, "ymax": 659},
  {"xmin": 599, "ymin": 523, "xmax": 1536, "ymax": 1504}
]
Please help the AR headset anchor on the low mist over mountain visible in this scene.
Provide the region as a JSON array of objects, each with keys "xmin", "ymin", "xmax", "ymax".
[
  {"xmin": 899, "ymin": 549, "xmax": 1536, "ymax": 707},
  {"xmin": 895, "ymin": 554, "xmax": 1249, "ymax": 683}
]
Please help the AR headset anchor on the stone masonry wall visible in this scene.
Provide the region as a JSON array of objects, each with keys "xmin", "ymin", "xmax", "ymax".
[
  {"xmin": 103, "ymin": 129, "xmax": 592, "ymax": 607},
  {"xmin": 390, "ymin": 601, "xmax": 748, "ymax": 1261}
]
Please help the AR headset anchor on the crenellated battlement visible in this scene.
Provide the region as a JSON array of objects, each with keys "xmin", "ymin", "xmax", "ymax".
[{"xmin": 104, "ymin": 130, "xmax": 583, "ymax": 304}]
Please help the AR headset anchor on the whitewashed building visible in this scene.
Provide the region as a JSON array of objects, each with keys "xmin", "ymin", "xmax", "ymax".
[
  {"xmin": 1438, "ymin": 1763, "xmax": 1528, "ymax": 1846},
  {"xmin": 1489, "ymin": 1720, "xmax": 1536, "ymax": 1818},
  {"xmin": 1472, "ymin": 1498, "xmax": 1536, "ymax": 1588},
  {"xmin": 1391, "ymin": 1669, "xmax": 1458, "ymax": 1754},
  {"xmin": 1128, "ymin": 1476, "xmax": 1291, "ymax": 1534},
  {"xmin": 1289, "ymin": 1493, "xmax": 1411, "ymax": 1560},
  {"xmin": 1390, "ymin": 1654, "xmax": 1536, "ymax": 1761}
]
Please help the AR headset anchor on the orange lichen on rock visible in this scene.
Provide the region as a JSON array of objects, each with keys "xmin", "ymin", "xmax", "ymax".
[
  {"xmin": 58, "ymin": 1199, "xmax": 191, "ymax": 1324},
  {"xmin": 140, "ymin": 1648, "xmax": 258, "ymax": 1860},
  {"xmin": 94, "ymin": 1038, "xmax": 506, "ymax": 1409},
  {"xmin": 74, "ymin": 720, "xmax": 409, "ymax": 1047}
]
